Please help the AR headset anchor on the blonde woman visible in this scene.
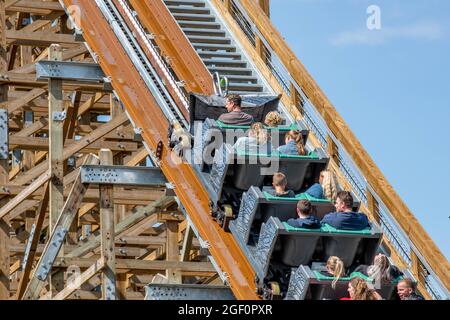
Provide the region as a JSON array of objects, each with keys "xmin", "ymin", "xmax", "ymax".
[
  {"xmin": 233, "ymin": 122, "xmax": 272, "ymax": 154},
  {"xmin": 264, "ymin": 111, "xmax": 283, "ymax": 127},
  {"xmin": 320, "ymin": 256, "xmax": 345, "ymax": 289},
  {"xmin": 277, "ymin": 130, "xmax": 306, "ymax": 155},
  {"xmin": 305, "ymin": 170, "xmax": 338, "ymax": 201},
  {"xmin": 343, "ymin": 277, "xmax": 382, "ymax": 300},
  {"xmin": 354, "ymin": 253, "xmax": 403, "ymax": 285}
]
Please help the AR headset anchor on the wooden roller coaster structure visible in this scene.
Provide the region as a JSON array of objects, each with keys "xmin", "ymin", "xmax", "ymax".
[{"xmin": 0, "ymin": 0, "xmax": 447, "ymax": 300}]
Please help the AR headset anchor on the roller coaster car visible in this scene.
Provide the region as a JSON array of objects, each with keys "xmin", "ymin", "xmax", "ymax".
[
  {"xmin": 285, "ymin": 265, "xmax": 412, "ymax": 300},
  {"xmin": 229, "ymin": 216, "xmax": 382, "ymax": 299},
  {"xmin": 188, "ymin": 93, "xmax": 328, "ymax": 222},
  {"xmin": 202, "ymin": 118, "xmax": 309, "ymax": 152},
  {"xmin": 188, "ymin": 93, "xmax": 281, "ymax": 134},
  {"xmin": 230, "ymin": 186, "xmax": 361, "ymax": 247}
]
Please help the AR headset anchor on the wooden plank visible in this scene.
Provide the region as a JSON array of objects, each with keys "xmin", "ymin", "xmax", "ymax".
[
  {"xmin": 9, "ymin": 136, "xmax": 138, "ymax": 152},
  {"xmin": 12, "ymin": 112, "xmax": 128, "ymax": 185},
  {"xmin": 326, "ymin": 134, "xmax": 339, "ymax": 164},
  {"xmin": 0, "ymin": 88, "xmax": 46, "ymax": 113},
  {"xmin": 52, "ymin": 258, "xmax": 216, "ymax": 273},
  {"xmin": 15, "ymin": 182, "xmax": 49, "ymax": 299},
  {"xmin": 0, "ymin": 170, "xmax": 50, "ymax": 220},
  {"xmin": 7, "ymin": 0, "xmax": 64, "ymax": 11},
  {"xmin": 8, "ymin": 200, "xmax": 39, "ymax": 221},
  {"xmin": 258, "ymin": 0, "xmax": 270, "ymax": 17},
  {"xmin": 77, "ymin": 92, "xmax": 105, "ymax": 117},
  {"xmin": 7, "ymin": 11, "xmax": 26, "ymax": 71},
  {"xmin": 13, "ymin": 116, "xmax": 48, "ymax": 137},
  {"xmin": 6, "ymin": 30, "xmax": 79, "ymax": 46},
  {"xmin": 66, "ymin": 196, "xmax": 175, "ymax": 258},
  {"xmin": 180, "ymin": 223, "xmax": 194, "ymax": 262},
  {"xmin": 166, "ymin": 220, "xmax": 181, "ymax": 283},
  {"xmin": 51, "ymin": 257, "xmax": 105, "ymax": 300},
  {"xmin": 128, "ymin": 0, "xmax": 214, "ymax": 97},
  {"xmin": 64, "ymin": 91, "xmax": 81, "ymax": 140},
  {"xmin": 99, "ymin": 149, "xmax": 116, "ymax": 299}
]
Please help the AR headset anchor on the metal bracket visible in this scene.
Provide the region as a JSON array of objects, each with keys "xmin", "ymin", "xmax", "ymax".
[
  {"xmin": 80, "ymin": 165, "xmax": 167, "ymax": 186},
  {"xmin": 22, "ymin": 224, "xmax": 36, "ymax": 270},
  {"xmin": 74, "ymin": 28, "xmax": 84, "ymax": 42},
  {"xmin": 103, "ymin": 76, "xmax": 113, "ymax": 91},
  {"xmin": 0, "ymin": 109, "xmax": 8, "ymax": 160},
  {"xmin": 133, "ymin": 127, "xmax": 143, "ymax": 142},
  {"xmin": 52, "ymin": 110, "xmax": 67, "ymax": 122},
  {"xmin": 36, "ymin": 60, "xmax": 105, "ymax": 82},
  {"xmin": 176, "ymin": 80, "xmax": 185, "ymax": 87},
  {"xmin": 165, "ymin": 182, "xmax": 175, "ymax": 190},
  {"xmin": 145, "ymin": 284, "xmax": 234, "ymax": 300},
  {"xmin": 35, "ymin": 226, "xmax": 68, "ymax": 281}
]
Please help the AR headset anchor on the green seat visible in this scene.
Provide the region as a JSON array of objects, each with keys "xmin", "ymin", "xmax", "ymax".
[
  {"xmin": 282, "ymin": 222, "xmax": 372, "ymax": 235},
  {"xmin": 235, "ymin": 150, "xmax": 319, "ymax": 159},
  {"xmin": 216, "ymin": 120, "xmax": 299, "ymax": 131},
  {"xmin": 313, "ymin": 271, "xmax": 371, "ymax": 282},
  {"xmin": 283, "ymin": 222, "xmax": 324, "ymax": 232},
  {"xmin": 322, "ymin": 224, "xmax": 373, "ymax": 235}
]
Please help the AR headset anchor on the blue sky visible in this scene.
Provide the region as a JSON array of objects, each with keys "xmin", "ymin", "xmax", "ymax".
[{"xmin": 270, "ymin": 0, "xmax": 450, "ymax": 260}]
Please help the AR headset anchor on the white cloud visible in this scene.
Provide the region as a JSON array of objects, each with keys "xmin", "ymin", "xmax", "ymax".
[{"xmin": 331, "ymin": 22, "xmax": 445, "ymax": 46}]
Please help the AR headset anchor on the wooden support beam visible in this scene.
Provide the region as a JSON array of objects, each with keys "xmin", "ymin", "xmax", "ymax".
[
  {"xmin": 0, "ymin": 88, "xmax": 46, "ymax": 113},
  {"xmin": 12, "ymin": 112, "xmax": 128, "ymax": 185},
  {"xmin": 48, "ymin": 44, "xmax": 64, "ymax": 229},
  {"xmin": 7, "ymin": 0, "xmax": 64, "ymax": 12},
  {"xmin": 22, "ymin": 156, "xmax": 98, "ymax": 300},
  {"xmin": 48, "ymin": 44, "xmax": 65, "ymax": 295},
  {"xmin": 65, "ymin": 91, "xmax": 81, "ymax": 140},
  {"xmin": 258, "ymin": 0, "xmax": 270, "ymax": 17},
  {"xmin": 224, "ymin": 0, "xmax": 232, "ymax": 12},
  {"xmin": 366, "ymin": 188, "xmax": 381, "ymax": 225},
  {"xmin": 52, "ymin": 258, "xmax": 216, "ymax": 274},
  {"xmin": 77, "ymin": 92, "xmax": 105, "ymax": 117},
  {"xmin": 0, "ymin": 169, "xmax": 50, "ymax": 220},
  {"xmin": 51, "ymin": 257, "xmax": 105, "ymax": 300},
  {"xmin": 180, "ymin": 223, "xmax": 195, "ymax": 262},
  {"xmin": 15, "ymin": 182, "xmax": 49, "ymax": 299},
  {"xmin": 99, "ymin": 149, "xmax": 116, "ymax": 299},
  {"xmin": 0, "ymin": 0, "xmax": 10, "ymax": 300},
  {"xmin": 12, "ymin": 116, "xmax": 47, "ymax": 137},
  {"xmin": 6, "ymin": 11, "xmax": 26, "ymax": 70},
  {"xmin": 0, "ymin": 72, "xmax": 107, "ymax": 91},
  {"xmin": 290, "ymin": 82, "xmax": 303, "ymax": 115},
  {"xmin": 9, "ymin": 136, "xmax": 138, "ymax": 152},
  {"xmin": 326, "ymin": 134, "xmax": 339, "ymax": 165},
  {"xmin": 66, "ymin": 196, "xmax": 175, "ymax": 258},
  {"xmin": 0, "ymin": 184, "xmax": 164, "ymax": 203},
  {"xmin": 6, "ymin": 30, "xmax": 79, "ymax": 46},
  {"xmin": 166, "ymin": 221, "xmax": 181, "ymax": 283}
]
